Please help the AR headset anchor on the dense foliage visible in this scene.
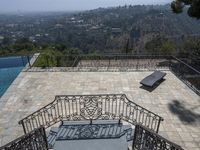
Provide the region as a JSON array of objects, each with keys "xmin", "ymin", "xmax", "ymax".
[
  {"xmin": 171, "ymin": 0, "xmax": 200, "ymax": 19},
  {"xmin": 0, "ymin": 4, "xmax": 199, "ymax": 59}
]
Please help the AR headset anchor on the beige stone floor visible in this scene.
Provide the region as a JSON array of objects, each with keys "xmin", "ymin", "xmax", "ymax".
[{"xmin": 0, "ymin": 70, "xmax": 200, "ymax": 150}]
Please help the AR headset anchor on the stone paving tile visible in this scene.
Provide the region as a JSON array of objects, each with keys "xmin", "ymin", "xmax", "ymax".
[{"xmin": 0, "ymin": 71, "xmax": 199, "ymax": 150}]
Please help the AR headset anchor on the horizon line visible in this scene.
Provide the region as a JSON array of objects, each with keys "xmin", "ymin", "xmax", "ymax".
[{"xmin": 0, "ymin": 3, "xmax": 170, "ymax": 15}]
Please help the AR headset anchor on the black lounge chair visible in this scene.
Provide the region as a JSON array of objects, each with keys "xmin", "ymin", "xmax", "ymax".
[{"xmin": 140, "ymin": 71, "xmax": 166, "ymax": 87}]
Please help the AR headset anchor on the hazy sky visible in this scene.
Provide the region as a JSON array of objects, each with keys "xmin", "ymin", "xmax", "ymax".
[{"xmin": 0, "ymin": 0, "xmax": 171, "ymax": 12}]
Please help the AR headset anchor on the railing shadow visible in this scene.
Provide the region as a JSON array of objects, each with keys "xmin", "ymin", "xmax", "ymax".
[
  {"xmin": 47, "ymin": 121, "xmax": 134, "ymax": 149},
  {"xmin": 58, "ymin": 122, "xmax": 132, "ymax": 140},
  {"xmin": 168, "ymin": 100, "xmax": 200, "ymax": 124}
]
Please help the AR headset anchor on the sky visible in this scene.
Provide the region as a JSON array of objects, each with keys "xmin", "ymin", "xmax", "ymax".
[{"xmin": 0, "ymin": 0, "xmax": 171, "ymax": 13}]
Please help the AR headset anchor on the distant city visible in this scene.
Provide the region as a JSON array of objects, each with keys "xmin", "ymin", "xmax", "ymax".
[{"xmin": 0, "ymin": 4, "xmax": 200, "ymax": 58}]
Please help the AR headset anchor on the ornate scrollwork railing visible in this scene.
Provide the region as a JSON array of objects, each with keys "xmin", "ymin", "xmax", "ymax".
[
  {"xmin": 19, "ymin": 94, "xmax": 163, "ymax": 134},
  {"xmin": 133, "ymin": 125, "xmax": 184, "ymax": 150},
  {"xmin": 0, "ymin": 127, "xmax": 48, "ymax": 150}
]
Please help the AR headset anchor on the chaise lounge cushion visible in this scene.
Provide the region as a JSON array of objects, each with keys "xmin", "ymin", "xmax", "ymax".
[{"xmin": 140, "ymin": 71, "xmax": 166, "ymax": 87}]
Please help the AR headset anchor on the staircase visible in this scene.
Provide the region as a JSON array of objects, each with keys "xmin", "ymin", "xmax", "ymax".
[{"xmin": 0, "ymin": 94, "xmax": 183, "ymax": 150}]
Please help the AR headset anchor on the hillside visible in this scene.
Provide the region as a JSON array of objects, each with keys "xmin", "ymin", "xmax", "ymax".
[{"xmin": 0, "ymin": 4, "xmax": 200, "ymax": 54}]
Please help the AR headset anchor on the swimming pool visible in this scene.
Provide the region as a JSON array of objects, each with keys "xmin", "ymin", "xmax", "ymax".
[{"xmin": 0, "ymin": 56, "xmax": 30, "ymax": 97}]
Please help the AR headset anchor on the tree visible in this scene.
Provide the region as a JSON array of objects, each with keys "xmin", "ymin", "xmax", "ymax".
[
  {"xmin": 145, "ymin": 36, "xmax": 165, "ymax": 55},
  {"xmin": 34, "ymin": 48, "xmax": 61, "ymax": 68},
  {"xmin": 181, "ymin": 38, "xmax": 200, "ymax": 57},
  {"xmin": 1, "ymin": 37, "xmax": 11, "ymax": 47},
  {"xmin": 55, "ymin": 44, "xmax": 66, "ymax": 52},
  {"xmin": 145, "ymin": 36, "xmax": 176, "ymax": 55},
  {"xmin": 171, "ymin": 0, "xmax": 200, "ymax": 19},
  {"xmin": 160, "ymin": 41, "xmax": 175, "ymax": 55},
  {"xmin": 63, "ymin": 48, "xmax": 81, "ymax": 55}
]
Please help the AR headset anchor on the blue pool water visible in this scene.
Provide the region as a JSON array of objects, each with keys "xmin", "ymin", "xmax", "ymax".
[{"xmin": 0, "ymin": 56, "xmax": 30, "ymax": 97}]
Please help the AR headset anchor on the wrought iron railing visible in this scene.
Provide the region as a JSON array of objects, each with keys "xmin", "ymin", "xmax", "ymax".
[
  {"xmin": 2, "ymin": 94, "xmax": 184, "ymax": 150},
  {"xmin": 75, "ymin": 55, "xmax": 171, "ymax": 69},
  {"xmin": 0, "ymin": 127, "xmax": 48, "ymax": 150},
  {"xmin": 19, "ymin": 94, "xmax": 163, "ymax": 134},
  {"xmin": 170, "ymin": 56, "xmax": 200, "ymax": 95},
  {"xmin": 133, "ymin": 125, "xmax": 183, "ymax": 150},
  {"xmin": 33, "ymin": 54, "xmax": 171, "ymax": 70}
]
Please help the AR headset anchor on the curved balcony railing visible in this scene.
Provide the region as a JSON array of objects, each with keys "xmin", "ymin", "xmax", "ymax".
[{"xmin": 19, "ymin": 94, "xmax": 163, "ymax": 134}]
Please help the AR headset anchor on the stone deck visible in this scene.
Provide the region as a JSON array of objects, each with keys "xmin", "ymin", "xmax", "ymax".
[{"xmin": 0, "ymin": 71, "xmax": 200, "ymax": 150}]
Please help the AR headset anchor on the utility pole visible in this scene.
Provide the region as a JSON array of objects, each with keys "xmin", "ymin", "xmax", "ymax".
[
  {"xmin": 125, "ymin": 38, "xmax": 130, "ymax": 54},
  {"xmin": 160, "ymin": 12, "xmax": 165, "ymax": 35}
]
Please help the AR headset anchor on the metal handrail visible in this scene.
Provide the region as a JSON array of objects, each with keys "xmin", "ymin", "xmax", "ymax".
[
  {"xmin": 172, "ymin": 56, "xmax": 200, "ymax": 74},
  {"xmin": 170, "ymin": 56, "xmax": 200, "ymax": 95},
  {"xmin": 0, "ymin": 126, "xmax": 48, "ymax": 150},
  {"xmin": 133, "ymin": 124, "xmax": 184, "ymax": 150},
  {"xmin": 35, "ymin": 53, "xmax": 173, "ymax": 57}
]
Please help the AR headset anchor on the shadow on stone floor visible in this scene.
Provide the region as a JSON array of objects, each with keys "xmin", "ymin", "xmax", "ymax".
[
  {"xmin": 168, "ymin": 100, "xmax": 200, "ymax": 124},
  {"xmin": 47, "ymin": 122, "xmax": 134, "ymax": 149}
]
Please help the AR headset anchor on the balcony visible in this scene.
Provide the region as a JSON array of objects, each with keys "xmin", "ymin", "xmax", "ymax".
[{"xmin": 0, "ymin": 55, "xmax": 199, "ymax": 150}]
